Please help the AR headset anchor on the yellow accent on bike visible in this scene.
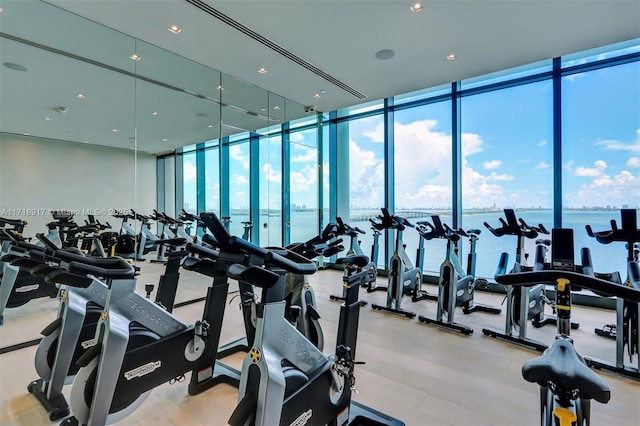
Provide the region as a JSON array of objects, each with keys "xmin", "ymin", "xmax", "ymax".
[
  {"xmin": 250, "ymin": 347, "xmax": 261, "ymax": 363},
  {"xmin": 557, "ymin": 278, "xmax": 570, "ymax": 292},
  {"xmin": 553, "ymin": 406, "xmax": 577, "ymax": 426},
  {"xmin": 556, "ymin": 304, "xmax": 571, "ymax": 311},
  {"xmin": 100, "ymin": 311, "xmax": 107, "ymax": 321}
]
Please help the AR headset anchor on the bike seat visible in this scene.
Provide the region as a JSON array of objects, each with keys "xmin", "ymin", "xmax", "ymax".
[
  {"xmin": 522, "ymin": 337, "xmax": 610, "ymax": 403},
  {"xmin": 336, "ymin": 254, "xmax": 369, "ymax": 268},
  {"xmin": 535, "ymin": 238, "xmax": 551, "ymax": 246}
]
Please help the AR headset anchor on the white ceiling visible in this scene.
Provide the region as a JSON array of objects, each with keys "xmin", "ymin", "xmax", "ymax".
[
  {"xmin": 1, "ymin": 0, "xmax": 638, "ymax": 154},
  {"xmin": 46, "ymin": 0, "xmax": 640, "ymax": 112}
]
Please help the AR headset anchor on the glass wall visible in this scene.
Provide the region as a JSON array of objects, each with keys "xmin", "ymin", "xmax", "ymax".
[
  {"xmin": 259, "ymin": 133, "xmax": 282, "ymax": 246},
  {"xmin": 394, "ymin": 101, "xmax": 452, "ymax": 273},
  {"xmin": 343, "ymin": 114, "xmax": 387, "ymax": 267},
  {"xmin": 562, "ymin": 60, "xmax": 640, "ymax": 274},
  {"xmin": 228, "ymin": 142, "xmax": 251, "ymax": 236},
  {"xmin": 461, "ymin": 81, "xmax": 554, "ymax": 278},
  {"xmin": 289, "ymin": 127, "xmax": 319, "ymax": 244},
  {"xmin": 182, "ymin": 150, "xmax": 197, "ymax": 214},
  {"xmin": 170, "ymin": 39, "xmax": 638, "ymax": 281},
  {"xmin": 204, "ymin": 146, "xmax": 220, "ymax": 215}
]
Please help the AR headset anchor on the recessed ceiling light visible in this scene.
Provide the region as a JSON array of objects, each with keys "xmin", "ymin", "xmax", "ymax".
[
  {"xmin": 446, "ymin": 54, "xmax": 457, "ymax": 61},
  {"xmin": 260, "ymin": 108, "xmax": 267, "ymax": 111},
  {"xmin": 273, "ymin": 105, "xmax": 280, "ymax": 110},
  {"xmin": 83, "ymin": 141, "xmax": 89, "ymax": 144},
  {"xmin": 375, "ymin": 49, "xmax": 395, "ymax": 60},
  {"xmin": 45, "ymin": 117, "xmax": 52, "ymax": 121},
  {"xmin": 257, "ymin": 67, "xmax": 267, "ymax": 74},
  {"xmin": 112, "ymin": 128, "xmax": 119, "ymax": 133},
  {"xmin": 314, "ymin": 93, "xmax": 321, "ymax": 99},
  {"xmin": 319, "ymin": 90, "xmax": 326, "ymax": 94},
  {"xmin": 129, "ymin": 54, "xmax": 141, "ymax": 61},
  {"xmin": 410, "ymin": 2, "xmax": 424, "ymax": 12},
  {"xmin": 162, "ymin": 138, "xmax": 169, "ymax": 142},
  {"xmin": 168, "ymin": 25, "xmax": 182, "ymax": 34},
  {"xmin": 217, "ymin": 85, "xmax": 224, "ymax": 91},
  {"xmin": 76, "ymin": 93, "xmax": 86, "ymax": 99},
  {"xmin": 152, "ymin": 111, "xmax": 159, "ymax": 116},
  {"xmin": 24, "ymin": 133, "xmax": 30, "ymax": 136},
  {"xmin": 3, "ymin": 62, "xmax": 28, "ymax": 72},
  {"xmin": 0, "ymin": 7, "xmax": 4, "ymax": 13},
  {"xmin": 208, "ymin": 124, "xmax": 214, "ymax": 128}
]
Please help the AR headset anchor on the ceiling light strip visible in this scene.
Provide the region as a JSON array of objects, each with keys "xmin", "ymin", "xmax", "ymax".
[{"xmin": 185, "ymin": 0, "xmax": 367, "ymax": 99}]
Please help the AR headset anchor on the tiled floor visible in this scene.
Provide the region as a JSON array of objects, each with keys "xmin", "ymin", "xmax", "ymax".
[{"xmin": 1, "ymin": 263, "xmax": 639, "ymax": 426}]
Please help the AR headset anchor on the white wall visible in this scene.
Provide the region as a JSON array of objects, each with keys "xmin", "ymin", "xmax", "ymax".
[{"xmin": 0, "ymin": 133, "xmax": 157, "ymax": 238}]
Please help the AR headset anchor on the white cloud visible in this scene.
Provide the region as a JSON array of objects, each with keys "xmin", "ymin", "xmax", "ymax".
[
  {"xmin": 627, "ymin": 157, "xmax": 640, "ymax": 168},
  {"xmin": 574, "ymin": 160, "xmax": 607, "ymax": 177},
  {"xmin": 482, "ymin": 160, "xmax": 502, "ymax": 170},
  {"xmin": 232, "ymin": 174, "xmax": 248, "ymax": 185},
  {"xmin": 565, "ymin": 170, "xmax": 640, "ymax": 207},
  {"xmin": 290, "ymin": 165, "xmax": 318, "ymax": 193},
  {"xmin": 594, "ymin": 136, "xmax": 640, "ymax": 152},
  {"xmin": 349, "ymin": 139, "xmax": 384, "ymax": 207},
  {"xmin": 538, "ymin": 140, "xmax": 548, "ymax": 146},
  {"xmin": 230, "ymin": 145, "xmax": 250, "ymax": 169},
  {"xmin": 535, "ymin": 161, "xmax": 550, "ymax": 170},
  {"xmin": 289, "ymin": 133, "xmax": 305, "ymax": 144},
  {"xmin": 183, "ymin": 161, "xmax": 196, "ymax": 182},
  {"xmin": 262, "ymin": 163, "xmax": 282, "ymax": 184},
  {"xmin": 291, "ymin": 145, "xmax": 316, "ymax": 163}
]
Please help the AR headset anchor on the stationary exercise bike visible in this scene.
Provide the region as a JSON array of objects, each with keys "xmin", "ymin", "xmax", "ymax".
[
  {"xmin": 10, "ymin": 234, "xmax": 187, "ymax": 420},
  {"xmin": 0, "ymin": 227, "xmax": 59, "ymax": 325},
  {"xmin": 483, "ymin": 209, "xmax": 577, "ymax": 351},
  {"xmin": 370, "ymin": 208, "xmax": 435, "ymax": 318},
  {"xmin": 417, "ymin": 215, "xmax": 501, "ymax": 335},
  {"xmin": 228, "ymin": 242, "xmax": 405, "ymax": 425},
  {"xmin": 330, "ymin": 217, "xmax": 379, "ymax": 304},
  {"xmin": 59, "ymin": 224, "xmax": 263, "ymax": 426},
  {"xmin": 495, "ymin": 228, "xmax": 640, "ymax": 426},
  {"xmin": 583, "ymin": 208, "xmax": 640, "ymax": 380}
]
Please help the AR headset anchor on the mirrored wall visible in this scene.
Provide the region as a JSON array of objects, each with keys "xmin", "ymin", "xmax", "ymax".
[{"xmin": 0, "ymin": 0, "xmax": 311, "ymax": 348}]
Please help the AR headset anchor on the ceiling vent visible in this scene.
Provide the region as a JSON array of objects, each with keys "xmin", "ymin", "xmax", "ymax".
[{"xmin": 185, "ymin": 0, "xmax": 367, "ymax": 99}]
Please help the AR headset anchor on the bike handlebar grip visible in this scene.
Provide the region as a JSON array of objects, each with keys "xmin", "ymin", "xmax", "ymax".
[
  {"xmin": 185, "ymin": 242, "xmax": 219, "ymax": 260},
  {"xmin": 537, "ymin": 223, "xmax": 550, "ymax": 234},
  {"xmin": 202, "ymin": 233, "xmax": 221, "ymax": 247},
  {"xmin": 494, "ymin": 252, "xmax": 509, "ymax": 280},
  {"xmin": 495, "ymin": 270, "xmax": 640, "ymax": 302},
  {"xmin": 264, "ymin": 249, "xmax": 317, "ymax": 275},
  {"xmin": 67, "ymin": 260, "xmax": 135, "ymax": 279}
]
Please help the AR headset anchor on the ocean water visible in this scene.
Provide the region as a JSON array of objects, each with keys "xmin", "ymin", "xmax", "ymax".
[{"xmin": 230, "ymin": 209, "xmax": 637, "ymax": 280}]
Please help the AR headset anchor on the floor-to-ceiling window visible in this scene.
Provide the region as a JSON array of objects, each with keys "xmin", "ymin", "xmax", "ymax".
[
  {"xmin": 289, "ymin": 127, "xmax": 319, "ymax": 244},
  {"xmin": 204, "ymin": 143, "xmax": 219, "ymax": 215},
  {"xmin": 562, "ymin": 60, "xmax": 640, "ymax": 275},
  {"xmin": 228, "ymin": 141, "xmax": 251, "ymax": 237},
  {"xmin": 259, "ymin": 132, "xmax": 282, "ymax": 246},
  {"xmin": 461, "ymin": 81, "xmax": 554, "ymax": 278},
  {"xmin": 182, "ymin": 148, "xmax": 197, "ymax": 214},
  {"xmin": 394, "ymin": 100, "xmax": 452, "ymax": 273},
  {"xmin": 342, "ymin": 114, "xmax": 387, "ymax": 267}
]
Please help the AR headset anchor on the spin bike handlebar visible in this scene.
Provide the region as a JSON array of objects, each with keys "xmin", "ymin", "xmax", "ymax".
[
  {"xmin": 336, "ymin": 217, "xmax": 365, "ymax": 237},
  {"xmin": 199, "ymin": 212, "xmax": 317, "ymax": 275},
  {"xmin": 230, "ymin": 236, "xmax": 317, "ymax": 275},
  {"xmin": 185, "ymin": 242, "xmax": 219, "ymax": 260},
  {"xmin": 483, "ymin": 208, "xmax": 545, "ymax": 239},
  {"xmin": 495, "ymin": 268, "xmax": 640, "ymax": 303},
  {"xmin": 585, "ymin": 209, "xmax": 639, "ymax": 246}
]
